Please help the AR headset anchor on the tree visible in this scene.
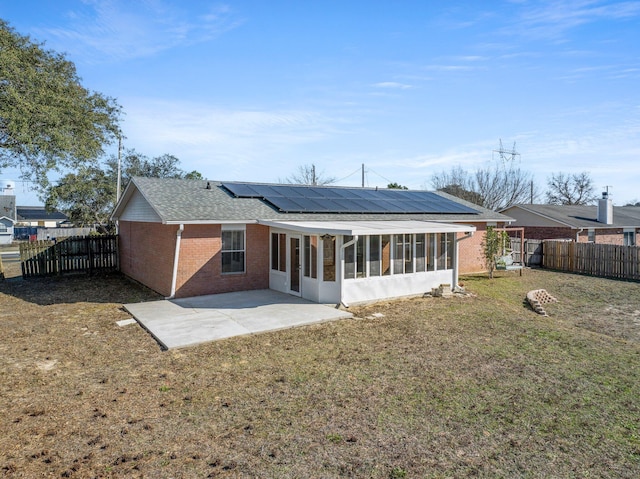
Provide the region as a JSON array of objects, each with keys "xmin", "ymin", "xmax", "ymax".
[
  {"xmin": 430, "ymin": 164, "xmax": 539, "ymax": 210},
  {"xmin": 624, "ymin": 200, "xmax": 640, "ymax": 207},
  {"xmin": 0, "ymin": 20, "xmax": 121, "ymax": 189},
  {"xmin": 387, "ymin": 182, "xmax": 408, "ymax": 189},
  {"xmin": 46, "ymin": 150, "xmax": 202, "ymax": 228},
  {"xmin": 482, "ymin": 226, "xmax": 509, "ymax": 279},
  {"xmin": 281, "ymin": 164, "xmax": 336, "ymax": 186},
  {"xmin": 44, "ymin": 166, "xmax": 115, "ymax": 232},
  {"xmin": 545, "ymin": 172, "xmax": 598, "ymax": 205},
  {"xmin": 104, "ymin": 149, "xmax": 199, "ymax": 192}
]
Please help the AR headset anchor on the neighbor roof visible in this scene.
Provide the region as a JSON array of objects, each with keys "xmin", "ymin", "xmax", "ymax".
[
  {"xmin": 0, "ymin": 195, "xmax": 16, "ymax": 221},
  {"xmin": 17, "ymin": 206, "xmax": 68, "ymax": 222},
  {"xmin": 501, "ymin": 204, "xmax": 640, "ymax": 229},
  {"xmin": 112, "ymin": 177, "xmax": 512, "ymax": 224}
]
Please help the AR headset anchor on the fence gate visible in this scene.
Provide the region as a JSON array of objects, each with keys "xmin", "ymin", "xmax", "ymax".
[
  {"xmin": 20, "ymin": 235, "xmax": 119, "ymax": 278},
  {"xmin": 509, "ymin": 238, "xmax": 543, "ymax": 266}
]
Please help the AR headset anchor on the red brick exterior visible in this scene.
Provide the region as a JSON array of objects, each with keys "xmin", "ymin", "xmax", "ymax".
[
  {"xmin": 119, "ymin": 221, "xmax": 177, "ymax": 296},
  {"xmin": 522, "ymin": 226, "xmax": 632, "ymax": 245},
  {"xmin": 456, "ymin": 222, "xmax": 512, "ymax": 274},
  {"xmin": 118, "ymin": 221, "xmax": 269, "ymax": 298}
]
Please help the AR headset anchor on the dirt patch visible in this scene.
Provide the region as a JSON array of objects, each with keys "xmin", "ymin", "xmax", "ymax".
[{"xmin": 1, "ymin": 270, "xmax": 639, "ymax": 478}]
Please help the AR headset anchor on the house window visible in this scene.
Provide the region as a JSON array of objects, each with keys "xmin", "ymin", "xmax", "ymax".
[
  {"xmin": 381, "ymin": 235, "xmax": 391, "ymax": 276},
  {"xmin": 0, "ymin": 223, "xmax": 7, "ymax": 233},
  {"xmin": 271, "ymin": 233, "xmax": 286, "ymax": 272},
  {"xmin": 303, "ymin": 235, "xmax": 318, "ymax": 279},
  {"xmin": 343, "ymin": 235, "xmax": 366, "ymax": 279},
  {"xmin": 624, "ymin": 230, "xmax": 636, "ymax": 246},
  {"xmin": 221, "ymin": 228, "xmax": 245, "ymax": 273},
  {"xmin": 587, "ymin": 229, "xmax": 595, "ymax": 243},
  {"xmin": 322, "ymin": 236, "xmax": 336, "ymax": 281}
]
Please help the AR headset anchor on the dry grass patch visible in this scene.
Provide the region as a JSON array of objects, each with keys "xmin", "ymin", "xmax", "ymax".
[{"xmin": 1, "ymin": 269, "xmax": 639, "ymax": 478}]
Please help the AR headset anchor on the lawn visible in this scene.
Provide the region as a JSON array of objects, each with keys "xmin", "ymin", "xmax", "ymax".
[{"xmin": 1, "ymin": 269, "xmax": 639, "ymax": 478}]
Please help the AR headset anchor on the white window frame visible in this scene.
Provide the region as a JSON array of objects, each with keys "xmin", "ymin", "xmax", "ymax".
[
  {"xmin": 623, "ymin": 229, "xmax": 636, "ymax": 246},
  {"xmin": 221, "ymin": 225, "xmax": 246, "ymax": 274}
]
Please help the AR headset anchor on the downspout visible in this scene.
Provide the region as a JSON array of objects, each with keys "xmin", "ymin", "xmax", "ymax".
[
  {"xmin": 339, "ymin": 235, "xmax": 358, "ymax": 308},
  {"xmin": 454, "ymin": 231, "xmax": 474, "ymax": 291},
  {"xmin": 575, "ymin": 228, "xmax": 583, "ymax": 242},
  {"xmin": 167, "ymin": 223, "xmax": 184, "ymax": 299}
]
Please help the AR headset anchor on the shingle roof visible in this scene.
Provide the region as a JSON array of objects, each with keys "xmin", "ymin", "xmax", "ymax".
[
  {"xmin": 0, "ymin": 195, "xmax": 16, "ymax": 220},
  {"xmin": 502, "ymin": 204, "xmax": 640, "ymax": 228},
  {"xmin": 113, "ymin": 177, "xmax": 512, "ymax": 224},
  {"xmin": 17, "ymin": 206, "xmax": 68, "ymax": 222}
]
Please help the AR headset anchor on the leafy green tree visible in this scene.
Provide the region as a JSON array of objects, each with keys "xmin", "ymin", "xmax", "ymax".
[
  {"xmin": 0, "ymin": 20, "xmax": 121, "ymax": 188},
  {"xmin": 482, "ymin": 226, "xmax": 509, "ymax": 279},
  {"xmin": 45, "ymin": 167, "xmax": 115, "ymax": 232},
  {"xmin": 387, "ymin": 182, "xmax": 408, "ymax": 189},
  {"xmin": 46, "ymin": 150, "xmax": 203, "ymax": 228}
]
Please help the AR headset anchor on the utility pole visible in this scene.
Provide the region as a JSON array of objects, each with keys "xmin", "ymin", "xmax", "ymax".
[
  {"xmin": 116, "ymin": 136, "xmax": 122, "ymax": 202},
  {"xmin": 361, "ymin": 163, "xmax": 365, "ymax": 188},
  {"xmin": 311, "ymin": 164, "xmax": 317, "ymax": 186}
]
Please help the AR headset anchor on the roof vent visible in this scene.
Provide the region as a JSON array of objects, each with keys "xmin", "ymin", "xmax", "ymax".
[
  {"xmin": 205, "ymin": 181, "xmax": 211, "ymax": 190},
  {"xmin": 597, "ymin": 191, "xmax": 613, "ymax": 225}
]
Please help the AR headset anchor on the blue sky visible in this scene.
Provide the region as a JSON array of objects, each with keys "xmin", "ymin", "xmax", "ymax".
[{"xmin": 2, "ymin": 0, "xmax": 639, "ymax": 205}]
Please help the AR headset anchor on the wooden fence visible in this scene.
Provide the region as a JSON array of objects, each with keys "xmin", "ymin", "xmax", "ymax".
[
  {"xmin": 20, "ymin": 235, "xmax": 119, "ymax": 278},
  {"xmin": 509, "ymin": 238, "xmax": 543, "ymax": 266},
  {"xmin": 542, "ymin": 240, "xmax": 640, "ymax": 281}
]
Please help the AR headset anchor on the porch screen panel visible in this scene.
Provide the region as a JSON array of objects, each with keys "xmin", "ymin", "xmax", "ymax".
[
  {"xmin": 356, "ymin": 236, "xmax": 366, "ymax": 278},
  {"xmin": 279, "ymin": 234, "xmax": 287, "ymax": 271},
  {"xmin": 393, "ymin": 235, "xmax": 403, "ymax": 274},
  {"xmin": 381, "ymin": 235, "xmax": 391, "ymax": 276},
  {"xmin": 369, "ymin": 235, "xmax": 381, "ymax": 276},
  {"xmin": 323, "ymin": 236, "xmax": 336, "ymax": 281},
  {"xmin": 427, "ymin": 234, "xmax": 435, "ymax": 271},
  {"xmin": 415, "ymin": 233, "xmax": 426, "ymax": 272},
  {"xmin": 344, "ymin": 235, "xmax": 355, "ymax": 279},
  {"xmin": 446, "ymin": 233, "xmax": 454, "ymax": 269},
  {"xmin": 303, "ymin": 236, "xmax": 318, "ymax": 279},
  {"xmin": 271, "ymin": 233, "xmax": 279, "ymax": 270},
  {"xmin": 437, "ymin": 233, "xmax": 447, "ymax": 270},
  {"xmin": 404, "ymin": 234, "xmax": 414, "ymax": 274}
]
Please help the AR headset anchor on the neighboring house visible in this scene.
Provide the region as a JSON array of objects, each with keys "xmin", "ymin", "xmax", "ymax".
[
  {"xmin": 0, "ymin": 195, "xmax": 16, "ymax": 245},
  {"xmin": 501, "ymin": 194, "xmax": 640, "ymax": 246},
  {"xmin": 112, "ymin": 178, "xmax": 513, "ymax": 305},
  {"xmin": 16, "ymin": 206, "xmax": 68, "ymax": 227}
]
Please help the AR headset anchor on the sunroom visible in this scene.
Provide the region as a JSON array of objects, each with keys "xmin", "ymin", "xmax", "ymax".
[{"xmin": 260, "ymin": 220, "xmax": 476, "ymax": 306}]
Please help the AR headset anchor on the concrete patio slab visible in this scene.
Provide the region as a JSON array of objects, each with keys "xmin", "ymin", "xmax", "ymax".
[{"xmin": 124, "ymin": 289, "xmax": 352, "ymax": 349}]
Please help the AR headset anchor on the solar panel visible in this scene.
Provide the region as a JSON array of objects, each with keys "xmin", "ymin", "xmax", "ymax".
[{"xmin": 221, "ymin": 182, "xmax": 479, "ymax": 214}]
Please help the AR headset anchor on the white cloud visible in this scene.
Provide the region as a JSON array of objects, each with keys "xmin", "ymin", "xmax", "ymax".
[
  {"xmin": 38, "ymin": 0, "xmax": 242, "ymax": 62},
  {"xmin": 372, "ymin": 82, "xmax": 413, "ymax": 90}
]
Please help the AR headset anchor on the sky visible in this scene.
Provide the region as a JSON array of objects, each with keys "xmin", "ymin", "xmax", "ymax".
[{"xmin": 1, "ymin": 0, "xmax": 639, "ymax": 206}]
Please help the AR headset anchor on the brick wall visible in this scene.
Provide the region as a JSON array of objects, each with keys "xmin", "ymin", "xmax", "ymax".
[
  {"xmin": 522, "ymin": 226, "xmax": 627, "ymax": 245},
  {"xmin": 457, "ymin": 223, "xmax": 488, "ymax": 274},
  {"xmin": 119, "ymin": 221, "xmax": 176, "ymax": 297},
  {"xmin": 174, "ymin": 223, "xmax": 269, "ymax": 298},
  {"xmin": 119, "ymin": 222, "xmax": 270, "ymax": 298}
]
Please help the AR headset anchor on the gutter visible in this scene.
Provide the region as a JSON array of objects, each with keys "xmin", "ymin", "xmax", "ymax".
[
  {"xmin": 339, "ymin": 235, "xmax": 358, "ymax": 308},
  {"xmin": 167, "ymin": 223, "xmax": 184, "ymax": 299}
]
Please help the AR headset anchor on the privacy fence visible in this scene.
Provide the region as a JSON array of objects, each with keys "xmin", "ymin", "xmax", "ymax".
[
  {"xmin": 542, "ymin": 240, "xmax": 640, "ymax": 281},
  {"xmin": 509, "ymin": 238, "xmax": 543, "ymax": 266},
  {"xmin": 20, "ymin": 235, "xmax": 118, "ymax": 278}
]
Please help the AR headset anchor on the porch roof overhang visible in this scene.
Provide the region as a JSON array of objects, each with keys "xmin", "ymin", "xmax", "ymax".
[{"xmin": 259, "ymin": 220, "xmax": 476, "ymax": 236}]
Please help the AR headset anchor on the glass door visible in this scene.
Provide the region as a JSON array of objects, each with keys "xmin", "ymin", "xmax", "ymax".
[{"xmin": 289, "ymin": 236, "xmax": 301, "ymax": 294}]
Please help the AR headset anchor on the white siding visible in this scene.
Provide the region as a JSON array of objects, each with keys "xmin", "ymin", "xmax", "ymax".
[{"xmin": 119, "ymin": 189, "xmax": 162, "ymax": 222}]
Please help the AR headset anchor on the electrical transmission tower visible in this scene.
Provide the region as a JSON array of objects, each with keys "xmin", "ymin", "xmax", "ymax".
[{"xmin": 492, "ymin": 139, "xmax": 521, "ymax": 163}]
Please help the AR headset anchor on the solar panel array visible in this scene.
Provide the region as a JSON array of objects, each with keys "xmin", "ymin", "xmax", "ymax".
[{"xmin": 221, "ymin": 182, "xmax": 479, "ymax": 215}]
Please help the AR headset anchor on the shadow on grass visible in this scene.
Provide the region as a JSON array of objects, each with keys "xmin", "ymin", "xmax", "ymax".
[{"xmin": 0, "ymin": 272, "xmax": 161, "ymax": 306}]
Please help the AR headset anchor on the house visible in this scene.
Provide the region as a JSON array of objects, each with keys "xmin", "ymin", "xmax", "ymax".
[
  {"xmin": 501, "ymin": 194, "xmax": 640, "ymax": 246},
  {"xmin": 0, "ymin": 195, "xmax": 16, "ymax": 245},
  {"xmin": 111, "ymin": 178, "xmax": 513, "ymax": 305},
  {"xmin": 16, "ymin": 206, "xmax": 68, "ymax": 228}
]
